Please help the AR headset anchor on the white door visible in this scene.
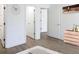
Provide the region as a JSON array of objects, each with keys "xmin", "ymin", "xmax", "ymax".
[
  {"xmin": 51, "ymin": 16, "xmax": 60, "ymax": 39},
  {"xmin": 26, "ymin": 6, "xmax": 35, "ymax": 39},
  {"xmin": 48, "ymin": 5, "xmax": 61, "ymax": 39},
  {"xmin": 0, "ymin": 4, "xmax": 5, "ymax": 47},
  {"xmin": 40, "ymin": 9, "xmax": 47, "ymax": 32},
  {"xmin": 52, "ymin": 7, "xmax": 61, "ymax": 39},
  {"xmin": 4, "ymin": 5, "xmax": 26, "ymax": 48}
]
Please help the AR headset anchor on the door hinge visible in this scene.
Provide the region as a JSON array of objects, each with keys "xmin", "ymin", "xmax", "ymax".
[
  {"xmin": 4, "ymin": 23, "xmax": 5, "ymax": 25},
  {"xmin": 34, "ymin": 33, "xmax": 35, "ymax": 34},
  {"xmin": 34, "ymin": 9, "xmax": 35, "ymax": 12},
  {"xmin": 4, "ymin": 39, "xmax": 5, "ymax": 41},
  {"xmin": 4, "ymin": 6, "xmax": 6, "ymax": 10}
]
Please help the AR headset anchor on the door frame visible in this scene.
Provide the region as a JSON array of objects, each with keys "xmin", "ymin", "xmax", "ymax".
[{"xmin": 0, "ymin": 4, "xmax": 5, "ymax": 48}]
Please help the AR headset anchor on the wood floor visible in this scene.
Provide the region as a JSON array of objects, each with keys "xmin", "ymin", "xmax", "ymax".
[{"xmin": 0, "ymin": 33, "xmax": 79, "ymax": 54}]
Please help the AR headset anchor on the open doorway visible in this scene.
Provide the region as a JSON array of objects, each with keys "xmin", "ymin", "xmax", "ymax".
[
  {"xmin": 26, "ymin": 6, "xmax": 35, "ymax": 40},
  {"xmin": 40, "ymin": 8, "xmax": 48, "ymax": 39}
]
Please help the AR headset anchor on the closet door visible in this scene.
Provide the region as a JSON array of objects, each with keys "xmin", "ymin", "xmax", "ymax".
[
  {"xmin": 52, "ymin": 5, "xmax": 61, "ymax": 39},
  {"xmin": 48, "ymin": 5, "xmax": 61, "ymax": 39},
  {"xmin": 52, "ymin": 14, "xmax": 60, "ymax": 39},
  {"xmin": 0, "ymin": 4, "xmax": 5, "ymax": 47}
]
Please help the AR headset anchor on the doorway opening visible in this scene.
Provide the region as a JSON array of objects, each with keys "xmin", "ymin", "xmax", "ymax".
[
  {"xmin": 26, "ymin": 6, "xmax": 36, "ymax": 40},
  {"xmin": 40, "ymin": 8, "xmax": 48, "ymax": 39}
]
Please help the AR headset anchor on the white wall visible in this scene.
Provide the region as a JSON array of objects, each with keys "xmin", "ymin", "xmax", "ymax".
[
  {"xmin": 4, "ymin": 4, "xmax": 26, "ymax": 48},
  {"xmin": 48, "ymin": 4, "xmax": 79, "ymax": 40},
  {"xmin": 26, "ymin": 4, "xmax": 50, "ymax": 8}
]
